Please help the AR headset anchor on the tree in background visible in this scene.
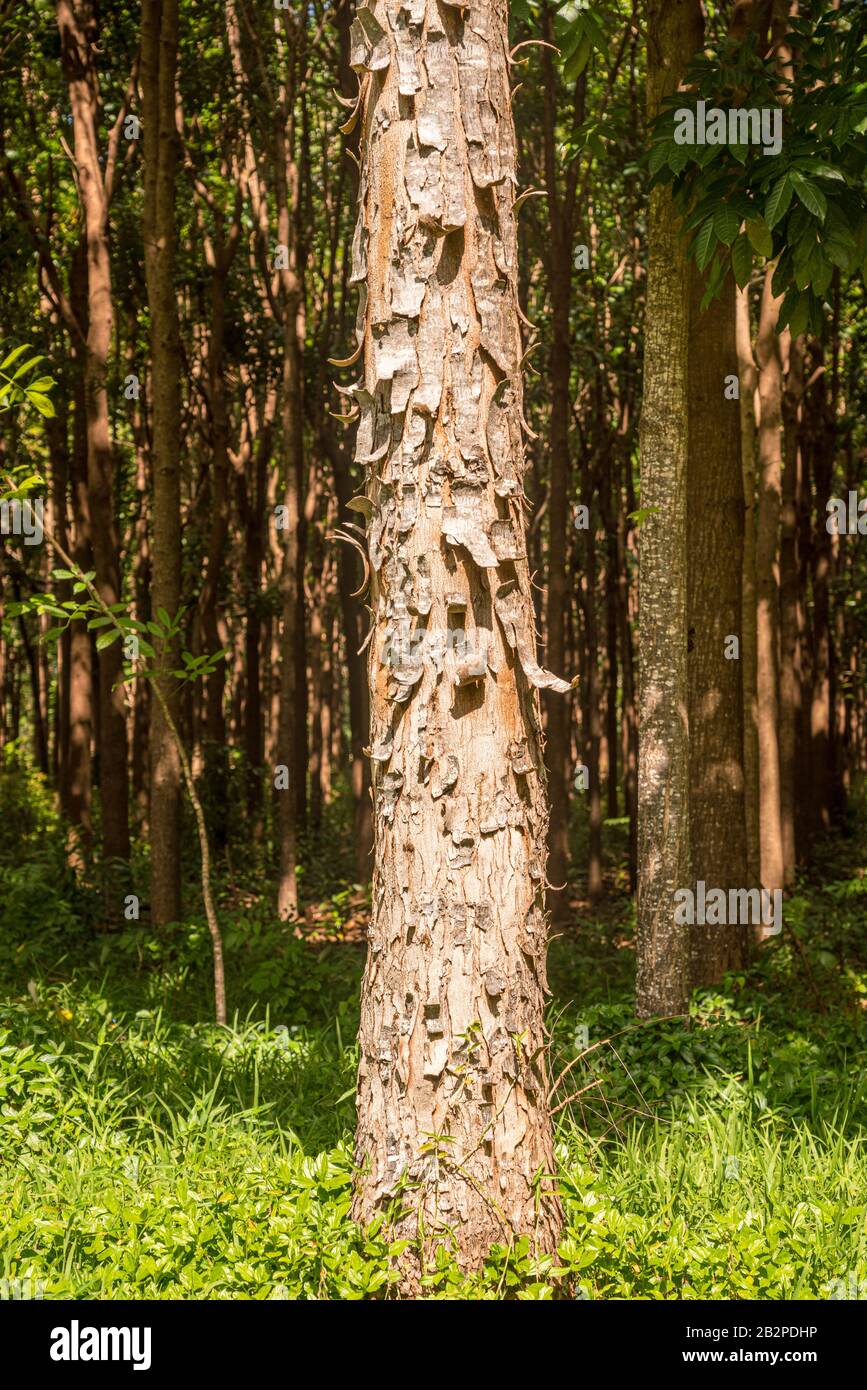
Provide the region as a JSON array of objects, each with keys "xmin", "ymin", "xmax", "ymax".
[{"xmin": 635, "ymin": 0, "xmax": 701, "ymax": 1018}]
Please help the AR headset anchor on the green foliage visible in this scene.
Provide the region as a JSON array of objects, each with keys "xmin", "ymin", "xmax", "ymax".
[
  {"xmin": 0, "ymin": 343, "xmax": 55, "ymax": 417},
  {"xmin": 2, "ymin": 770, "xmax": 866, "ymax": 1298},
  {"xmin": 647, "ymin": 2, "xmax": 867, "ymax": 321}
]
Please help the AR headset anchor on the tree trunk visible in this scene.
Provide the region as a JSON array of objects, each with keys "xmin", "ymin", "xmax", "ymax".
[
  {"xmin": 754, "ymin": 265, "xmax": 785, "ymax": 892},
  {"xmin": 57, "ymin": 0, "xmax": 129, "ymax": 871},
  {"xmin": 808, "ymin": 345, "xmax": 835, "ymax": 838},
  {"xmin": 735, "ymin": 283, "xmax": 761, "ymax": 889},
  {"xmin": 539, "ymin": 11, "xmax": 582, "ymax": 917},
  {"xmin": 351, "ymin": 0, "xmax": 563, "ymax": 1278},
  {"xmin": 779, "ymin": 332, "xmax": 804, "ymax": 881},
  {"xmin": 142, "ymin": 0, "xmax": 183, "ymax": 923},
  {"xmin": 687, "ymin": 263, "xmax": 748, "ymax": 986},
  {"xmin": 635, "ymin": 0, "xmax": 701, "ymax": 1019},
  {"xmin": 578, "ymin": 465, "xmax": 603, "ymax": 901}
]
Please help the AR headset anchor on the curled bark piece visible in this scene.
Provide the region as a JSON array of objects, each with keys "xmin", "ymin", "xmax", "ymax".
[
  {"xmin": 515, "ymin": 637, "xmax": 574, "ymax": 695},
  {"xmin": 346, "ymin": 495, "xmax": 374, "ymax": 520},
  {"xmin": 329, "ymin": 525, "xmax": 371, "ymax": 599},
  {"xmin": 512, "ymin": 187, "xmax": 547, "ymax": 214},
  {"xmin": 350, "ymin": 7, "xmax": 391, "ymax": 73}
]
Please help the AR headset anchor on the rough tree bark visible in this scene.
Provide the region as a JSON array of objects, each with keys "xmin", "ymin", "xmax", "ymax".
[
  {"xmin": 350, "ymin": 0, "xmax": 566, "ymax": 1279},
  {"xmin": 635, "ymin": 0, "xmax": 701, "ymax": 1019}
]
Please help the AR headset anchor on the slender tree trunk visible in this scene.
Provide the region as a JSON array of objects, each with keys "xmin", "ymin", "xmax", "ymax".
[
  {"xmin": 539, "ymin": 12, "xmax": 582, "ymax": 917},
  {"xmin": 687, "ymin": 263, "xmax": 748, "ymax": 986},
  {"xmin": 45, "ymin": 397, "xmax": 72, "ymax": 806},
  {"xmin": 142, "ymin": 0, "xmax": 183, "ymax": 923},
  {"xmin": 779, "ymin": 332, "xmax": 804, "ymax": 881},
  {"xmin": 58, "ymin": 0, "xmax": 129, "ymax": 870},
  {"xmin": 351, "ymin": 0, "xmax": 563, "ymax": 1278},
  {"xmin": 578, "ymin": 467, "xmax": 603, "ymax": 901},
  {"xmin": 735, "ymin": 283, "xmax": 761, "ymax": 889},
  {"xmin": 602, "ymin": 491, "xmax": 620, "ymax": 823},
  {"xmin": 322, "ymin": 427, "xmax": 374, "ymax": 880},
  {"xmin": 131, "ymin": 388, "xmax": 151, "ymax": 821},
  {"xmin": 635, "ymin": 0, "xmax": 701, "ymax": 1019},
  {"xmin": 754, "ymin": 266, "xmax": 785, "ymax": 892},
  {"xmin": 809, "ymin": 348, "xmax": 835, "ymax": 838},
  {"xmin": 276, "ymin": 297, "xmax": 303, "ymax": 919}
]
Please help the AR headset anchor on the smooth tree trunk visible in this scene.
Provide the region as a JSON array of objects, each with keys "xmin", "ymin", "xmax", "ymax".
[
  {"xmin": 808, "ymin": 346, "xmax": 835, "ymax": 838},
  {"xmin": 142, "ymin": 0, "xmax": 183, "ymax": 923},
  {"xmin": 540, "ymin": 9, "xmax": 583, "ymax": 915},
  {"xmin": 686, "ymin": 263, "xmax": 748, "ymax": 985},
  {"xmin": 577, "ymin": 468, "xmax": 603, "ymax": 901},
  {"xmin": 735, "ymin": 283, "xmax": 761, "ymax": 889},
  {"xmin": 350, "ymin": 0, "xmax": 565, "ymax": 1278},
  {"xmin": 635, "ymin": 0, "xmax": 701, "ymax": 1019},
  {"xmin": 57, "ymin": 0, "xmax": 129, "ymax": 871},
  {"xmin": 779, "ymin": 332, "xmax": 804, "ymax": 880},
  {"xmin": 754, "ymin": 266, "xmax": 785, "ymax": 892}
]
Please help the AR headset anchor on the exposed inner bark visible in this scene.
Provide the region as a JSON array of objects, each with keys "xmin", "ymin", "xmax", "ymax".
[{"xmin": 350, "ymin": 0, "xmax": 564, "ymax": 1276}]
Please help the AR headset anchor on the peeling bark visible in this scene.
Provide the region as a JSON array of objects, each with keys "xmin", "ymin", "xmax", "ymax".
[{"xmin": 350, "ymin": 0, "xmax": 563, "ymax": 1279}]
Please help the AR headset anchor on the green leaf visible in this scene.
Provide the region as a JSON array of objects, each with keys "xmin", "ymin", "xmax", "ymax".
[
  {"xmin": 648, "ymin": 140, "xmax": 672, "ymax": 178},
  {"xmin": 713, "ymin": 205, "xmax": 741, "ymax": 247},
  {"xmin": 746, "ymin": 217, "xmax": 773, "ymax": 258},
  {"xmin": 563, "ymin": 31, "xmax": 592, "ymax": 80},
  {"xmin": 732, "ymin": 233, "xmax": 753, "ymax": 289},
  {"xmin": 668, "ymin": 142, "xmax": 689, "ymax": 175},
  {"xmin": 27, "ymin": 392, "xmax": 55, "ymax": 418},
  {"xmin": 12, "ymin": 355, "xmax": 44, "ymax": 380},
  {"xmin": 790, "ymin": 171, "xmax": 827, "ymax": 222},
  {"xmin": 765, "ymin": 175, "xmax": 793, "ymax": 229},
  {"xmin": 0, "ymin": 343, "xmax": 30, "ymax": 372},
  {"xmin": 791, "ymin": 159, "xmax": 845, "ymax": 182},
  {"xmin": 790, "ymin": 292, "xmax": 812, "ymax": 338},
  {"xmin": 693, "ymin": 218, "xmax": 717, "ymax": 272},
  {"xmin": 96, "ymin": 628, "xmax": 121, "ymax": 651}
]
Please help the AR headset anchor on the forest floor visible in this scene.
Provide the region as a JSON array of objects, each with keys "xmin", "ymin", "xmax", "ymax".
[{"xmin": 1, "ymin": 760, "xmax": 866, "ymax": 1300}]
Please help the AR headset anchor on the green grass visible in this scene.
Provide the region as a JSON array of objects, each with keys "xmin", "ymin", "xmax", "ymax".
[{"xmin": 1, "ymin": 756, "xmax": 866, "ymax": 1299}]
